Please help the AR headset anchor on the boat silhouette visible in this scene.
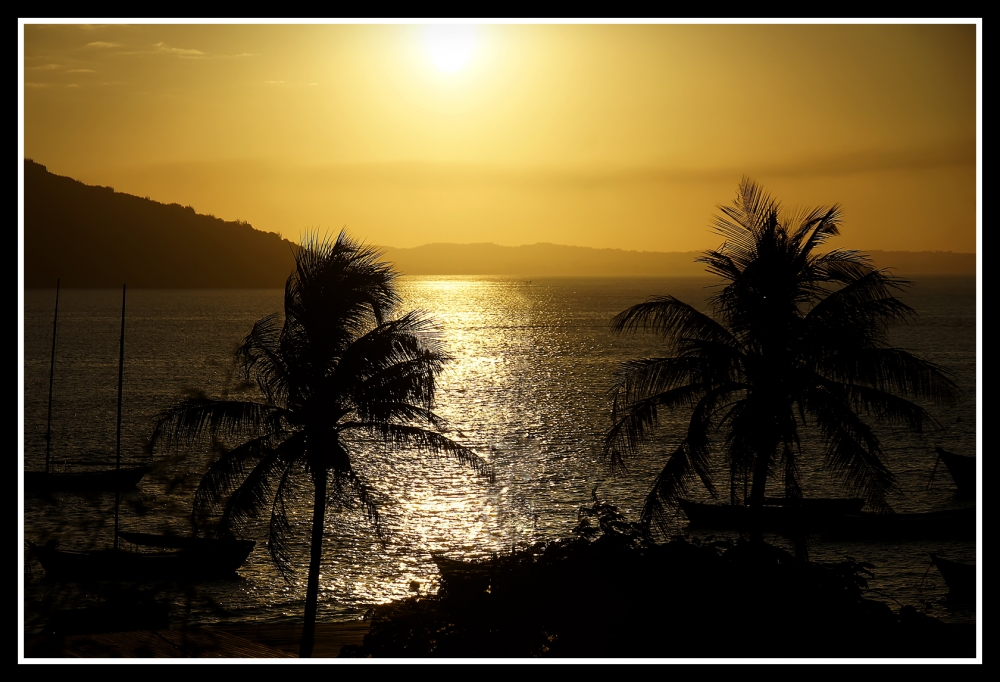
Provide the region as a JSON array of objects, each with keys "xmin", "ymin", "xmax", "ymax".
[
  {"xmin": 678, "ymin": 497, "xmax": 865, "ymax": 531},
  {"xmin": 932, "ymin": 446, "xmax": 976, "ymax": 499},
  {"xmin": 28, "ymin": 535, "xmax": 255, "ymax": 581},
  {"xmin": 821, "ymin": 507, "xmax": 975, "ymax": 541},
  {"xmin": 24, "ymin": 280, "xmax": 149, "ymax": 493},
  {"xmin": 26, "ymin": 285, "xmax": 254, "ymax": 581},
  {"xmin": 930, "ymin": 553, "xmax": 975, "ymax": 600}
]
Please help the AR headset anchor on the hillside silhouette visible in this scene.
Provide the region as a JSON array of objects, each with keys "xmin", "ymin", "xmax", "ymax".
[
  {"xmin": 23, "ymin": 160, "xmax": 297, "ymax": 288},
  {"xmin": 22, "ymin": 160, "xmax": 974, "ymax": 287}
]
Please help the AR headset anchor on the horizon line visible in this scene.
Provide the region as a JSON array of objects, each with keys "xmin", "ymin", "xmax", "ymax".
[{"xmin": 368, "ymin": 241, "xmax": 977, "ymax": 256}]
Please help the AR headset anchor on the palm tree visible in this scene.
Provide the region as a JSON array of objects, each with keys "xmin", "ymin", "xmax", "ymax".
[
  {"xmin": 605, "ymin": 179, "xmax": 958, "ymax": 538},
  {"xmin": 150, "ymin": 231, "xmax": 492, "ymax": 657}
]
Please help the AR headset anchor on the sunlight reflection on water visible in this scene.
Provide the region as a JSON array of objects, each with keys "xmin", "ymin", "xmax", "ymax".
[{"xmin": 22, "ymin": 276, "xmax": 977, "ymax": 627}]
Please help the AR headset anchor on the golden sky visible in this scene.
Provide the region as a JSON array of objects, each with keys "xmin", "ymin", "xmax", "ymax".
[{"xmin": 21, "ymin": 22, "xmax": 979, "ymax": 253}]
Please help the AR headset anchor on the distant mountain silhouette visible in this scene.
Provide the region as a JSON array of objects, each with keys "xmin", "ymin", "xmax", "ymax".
[
  {"xmin": 378, "ymin": 243, "xmax": 710, "ymax": 277},
  {"xmin": 23, "ymin": 159, "xmax": 975, "ymax": 287},
  {"xmin": 23, "ymin": 159, "xmax": 297, "ymax": 288},
  {"xmin": 378, "ymin": 243, "xmax": 976, "ymax": 277},
  {"xmin": 863, "ymin": 250, "xmax": 976, "ymax": 276}
]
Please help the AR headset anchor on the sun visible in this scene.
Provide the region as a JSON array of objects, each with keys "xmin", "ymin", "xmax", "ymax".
[{"xmin": 423, "ymin": 25, "xmax": 478, "ymax": 73}]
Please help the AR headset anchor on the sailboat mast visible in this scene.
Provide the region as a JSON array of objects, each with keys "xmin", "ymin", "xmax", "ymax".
[
  {"xmin": 114, "ymin": 283, "xmax": 126, "ymax": 552},
  {"xmin": 44, "ymin": 279, "xmax": 60, "ymax": 475}
]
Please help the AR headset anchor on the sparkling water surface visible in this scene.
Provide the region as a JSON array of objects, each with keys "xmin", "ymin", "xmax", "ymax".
[{"xmin": 21, "ymin": 276, "xmax": 978, "ymax": 629}]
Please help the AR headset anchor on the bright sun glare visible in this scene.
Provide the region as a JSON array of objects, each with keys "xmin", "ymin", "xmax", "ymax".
[{"xmin": 423, "ymin": 25, "xmax": 477, "ymax": 73}]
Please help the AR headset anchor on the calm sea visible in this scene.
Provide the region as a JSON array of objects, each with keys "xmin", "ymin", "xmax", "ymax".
[{"xmin": 21, "ymin": 276, "xmax": 979, "ymax": 629}]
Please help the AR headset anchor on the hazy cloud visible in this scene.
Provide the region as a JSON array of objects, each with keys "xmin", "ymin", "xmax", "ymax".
[
  {"xmin": 86, "ymin": 41, "xmax": 119, "ymax": 48},
  {"xmin": 738, "ymin": 144, "xmax": 976, "ymax": 179},
  {"xmin": 27, "ymin": 63, "xmax": 61, "ymax": 70},
  {"xmin": 232, "ymin": 143, "xmax": 972, "ymax": 191},
  {"xmin": 154, "ymin": 42, "xmax": 205, "ymax": 57}
]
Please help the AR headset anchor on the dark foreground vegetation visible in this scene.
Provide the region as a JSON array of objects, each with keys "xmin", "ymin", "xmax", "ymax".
[{"xmin": 342, "ymin": 497, "xmax": 973, "ymax": 659}]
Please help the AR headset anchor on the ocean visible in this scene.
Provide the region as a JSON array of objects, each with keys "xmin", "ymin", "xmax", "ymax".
[{"xmin": 21, "ymin": 275, "xmax": 979, "ymax": 630}]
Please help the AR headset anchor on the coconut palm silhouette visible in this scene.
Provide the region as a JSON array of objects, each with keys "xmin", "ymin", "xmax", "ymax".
[
  {"xmin": 605, "ymin": 179, "xmax": 958, "ymax": 538},
  {"xmin": 150, "ymin": 231, "xmax": 491, "ymax": 657}
]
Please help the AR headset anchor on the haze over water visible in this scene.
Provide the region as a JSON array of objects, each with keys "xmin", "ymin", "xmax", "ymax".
[{"xmin": 22, "ymin": 275, "xmax": 977, "ymax": 628}]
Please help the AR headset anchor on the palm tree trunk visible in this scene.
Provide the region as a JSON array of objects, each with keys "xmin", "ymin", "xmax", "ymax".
[
  {"xmin": 748, "ymin": 448, "xmax": 772, "ymax": 545},
  {"xmin": 300, "ymin": 467, "xmax": 328, "ymax": 658}
]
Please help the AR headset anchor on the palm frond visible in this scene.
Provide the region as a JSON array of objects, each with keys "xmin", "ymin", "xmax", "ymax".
[
  {"xmin": 193, "ymin": 434, "xmax": 276, "ymax": 528},
  {"xmin": 638, "ymin": 445, "xmax": 696, "ymax": 536},
  {"xmin": 150, "ymin": 398, "xmax": 290, "ymax": 451},
  {"xmin": 793, "ymin": 204, "xmax": 843, "ymax": 257},
  {"xmin": 682, "ymin": 389, "xmax": 731, "ymax": 499},
  {"xmin": 267, "ymin": 466, "xmax": 296, "ymax": 578},
  {"xmin": 605, "ymin": 385, "xmax": 698, "ymax": 469},
  {"xmin": 609, "ymin": 342, "xmax": 744, "ymax": 415},
  {"xmin": 813, "ymin": 381, "xmax": 938, "ymax": 433},
  {"xmin": 809, "ymin": 390, "xmax": 896, "ymax": 511},
  {"xmin": 235, "ymin": 313, "xmax": 290, "ymax": 407},
  {"xmin": 815, "ymin": 348, "xmax": 959, "ymax": 405},
  {"xmin": 804, "ymin": 270, "xmax": 914, "ymax": 334},
  {"xmin": 780, "ymin": 442, "xmax": 802, "ymax": 500},
  {"xmin": 218, "ymin": 435, "xmax": 304, "ymax": 539},
  {"xmin": 349, "ymin": 401, "xmax": 449, "ymax": 432},
  {"xmin": 699, "ymin": 248, "xmax": 743, "ymax": 283},
  {"xmin": 343, "ymin": 422, "xmax": 494, "ymax": 481},
  {"xmin": 812, "ymin": 248, "xmax": 881, "ymax": 285},
  {"xmin": 716, "ymin": 400, "xmax": 757, "ymax": 488},
  {"xmin": 610, "ymin": 356, "xmax": 702, "ymax": 415},
  {"xmin": 284, "ymin": 231, "xmax": 400, "ymax": 352},
  {"xmin": 336, "ymin": 318, "xmax": 448, "ymax": 418},
  {"xmin": 606, "ymin": 380, "xmax": 744, "ymax": 473},
  {"xmin": 610, "ymin": 295, "xmax": 735, "ymax": 348},
  {"xmin": 711, "ymin": 177, "xmax": 780, "ymax": 256},
  {"xmin": 335, "ymin": 468, "xmax": 384, "ymax": 538}
]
